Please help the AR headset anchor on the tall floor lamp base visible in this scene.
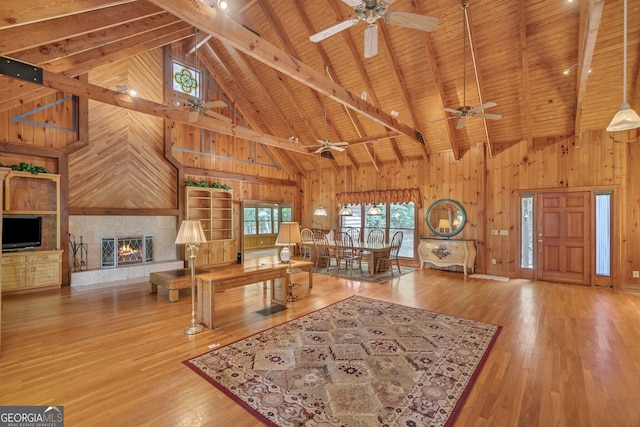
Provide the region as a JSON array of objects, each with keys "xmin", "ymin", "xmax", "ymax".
[{"xmin": 184, "ymin": 323, "xmax": 205, "ymax": 335}]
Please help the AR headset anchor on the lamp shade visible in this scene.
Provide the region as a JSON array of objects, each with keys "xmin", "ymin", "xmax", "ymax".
[
  {"xmin": 175, "ymin": 220, "xmax": 207, "ymax": 245},
  {"xmin": 606, "ymin": 103, "xmax": 640, "ymax": 131},
  {"xmin": 438, "ymin": 219, "xmax": 451, "ymax": 230},
  {"xmin": 314, "ymin": 206, "xmax": 328, "ymax": 216},
  {"xmin": 338, "ymin": 204, "xmax": 353, "ymax": 216},
  {"xmin": 367, "ymin": 204, "xmax": 383, "ymax": 216},
  {"xmin": 276, "ymin": 222, "xmax": 302, "ymax": 245}
]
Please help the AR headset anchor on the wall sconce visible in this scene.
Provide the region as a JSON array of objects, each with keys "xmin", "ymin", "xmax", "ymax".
[
  {"xmin": 562, "ymin": 63, "xmax": 591, "ymax": 76},
  {"xmin": 116, "ymin": 85, "xmax": 137, "ymax": 97}
]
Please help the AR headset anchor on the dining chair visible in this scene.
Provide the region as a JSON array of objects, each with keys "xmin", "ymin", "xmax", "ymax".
[
  {"xmin": 345, "ymin": 228, "xmax": 360, "ymax": 243},
  {"xmin": 335, "ymin": 232, "xmax": 362, "ymax": 276},
  {"xmin": 376, "ymin": 231, "xmax": 403, "ymax": 276},
  {"xmin": 312, "ymin": 233, "xmax": 337, "ymax": 271},
  {"xmin": 300, "ymin": 228, "xmax": 313, "ymax": 259},
  {"xmin": 367, "ymin": 228, "xmax": 385, "ymax": 245}
]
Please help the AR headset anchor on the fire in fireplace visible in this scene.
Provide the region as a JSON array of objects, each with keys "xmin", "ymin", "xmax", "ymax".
[{"xmin": 101, "ymin": 235, "xmax": 154, "ymax": 268}]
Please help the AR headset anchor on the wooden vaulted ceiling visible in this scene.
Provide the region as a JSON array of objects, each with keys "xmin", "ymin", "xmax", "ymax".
[{"xmin": 1, "ymin": 0, "xmax": 639, "ymax": 175}]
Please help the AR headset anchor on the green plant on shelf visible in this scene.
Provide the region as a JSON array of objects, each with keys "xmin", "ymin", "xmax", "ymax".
[
  {"xmin": 0, "ymin": 162, "xmax": 50, "ymax": 175},
  {"xmin": 185, "ymin": 180, "xmax": 231, "ymax": 190}
]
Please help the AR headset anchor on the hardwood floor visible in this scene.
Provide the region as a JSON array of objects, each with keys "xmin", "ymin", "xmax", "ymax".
[{"xmin": 2, "ymin": 257, "xmax": 640, "ymax": 426}]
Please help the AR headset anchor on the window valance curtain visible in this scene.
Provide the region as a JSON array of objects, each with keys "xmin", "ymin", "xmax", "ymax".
[{"xmin": 336, "ymin": 188, "xmax": 420, "ymax": 206}]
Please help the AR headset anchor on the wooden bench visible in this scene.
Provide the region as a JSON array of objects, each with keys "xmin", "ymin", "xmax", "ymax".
[{"xmin": 149, "ymin": 267, "xmax": 215, "ymax": 302}]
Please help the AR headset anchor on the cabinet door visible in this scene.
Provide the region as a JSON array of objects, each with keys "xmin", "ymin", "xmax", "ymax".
[
  {"xmin": 27, "ymin": 253, "xmax": 61, "ymax": 287},
  {"xmin": 222, "ymin": 240, "xmax": 236, "ymax": 263},
  {"xmin": 1, "ymin": 256, "xmax": 26, "ymax": 291}
]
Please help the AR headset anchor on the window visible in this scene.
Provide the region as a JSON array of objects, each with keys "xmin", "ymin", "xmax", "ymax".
[
  {"xmin": 243, "ymin": 204, "xmax": 292, "ymax": 236},
  {"xmin": 172, "ymin": 60, "xmax": 200, "ymax": 98},
  {"xmin": 595, "ymin": 193, "xmax": 611, "ymax": 277},
  {"xmin": 520, "ymin": 195, "xmax": 534, "ymax": 269},
  {"xmin": 341, "ymin": 202, "xmax": 416, "ymax": 258}
]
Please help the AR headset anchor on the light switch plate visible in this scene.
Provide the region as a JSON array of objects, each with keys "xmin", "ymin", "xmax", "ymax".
[{"xmin": 499, "ymin": 230, "xmax": 508, "ymax": 236}]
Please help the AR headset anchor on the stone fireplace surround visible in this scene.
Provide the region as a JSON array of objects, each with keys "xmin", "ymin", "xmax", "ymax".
[{"xmin": 70, "ymin": 215, "xmax": 184, "ymax": 286}]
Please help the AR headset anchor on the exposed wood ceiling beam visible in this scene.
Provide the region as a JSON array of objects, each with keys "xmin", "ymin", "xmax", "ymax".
[
  {"xmin": 0, "ymin": 2, "xmax": 164, "ymax": 55},
  {"xmin": 199, "ymin": 42, "xmax": 306, "ymax": 177},
  {"xmin": 0, "ymin": 0, "xmax": 137, "ymax": 29},
  {"xmin": 48, "ymin": 22, "xmax": 193, "ymax": 76},
  {"xmin": 0, "ymin": 61, "xmax": 311, "ymax": 155},
  {"xmin": 146, "ymin": 0, "xmax": 425, "ymax": 147},
  {"xmin": 8, "ymin": 13, "xmax": 182, "ymax": 65},
  {"xmin": 573, "ymin": 0, "xmax": 604, "ymax": 148},
  {"xmin": 254, "ymin": 0, "xmax": 339, "ymax": 174}
]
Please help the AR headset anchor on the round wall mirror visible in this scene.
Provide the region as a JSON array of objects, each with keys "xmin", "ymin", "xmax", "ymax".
[{"xmin": 426, "ymin": 199, "xmax": 466, "ymax": 238}]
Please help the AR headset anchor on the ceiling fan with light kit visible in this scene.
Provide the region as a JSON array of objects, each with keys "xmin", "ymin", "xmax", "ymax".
[
  {"xmin": 429, "ymin": 0, "xmax": 501, "ymax": 129},
  {"xmin": 310, "ymin": 0, "xmax": 439, "ymax": 58}
]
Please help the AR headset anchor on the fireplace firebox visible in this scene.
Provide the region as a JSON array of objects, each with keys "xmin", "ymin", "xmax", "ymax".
[{"xmin": 101, "ymin": 235, "xmax": 154, "ymax": 268}]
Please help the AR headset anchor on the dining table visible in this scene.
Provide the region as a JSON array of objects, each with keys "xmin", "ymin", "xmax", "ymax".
[{"xmin": 299, "ymin": 240, "xmax": 391, "ymax": 276}]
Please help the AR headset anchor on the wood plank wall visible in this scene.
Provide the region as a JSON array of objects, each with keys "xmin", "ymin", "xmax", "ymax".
[{"xmin": 2, "ymin": 48, "xmax": 640, "ymax": 290}]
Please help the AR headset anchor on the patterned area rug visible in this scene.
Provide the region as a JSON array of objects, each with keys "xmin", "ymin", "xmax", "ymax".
[
  {"xmin": 184, "ymin": 296, "xmax": 501, "ymax": 426},
  {"xmin": 316, "ymin": 264, "xmax": 415, "ymax": 283}
]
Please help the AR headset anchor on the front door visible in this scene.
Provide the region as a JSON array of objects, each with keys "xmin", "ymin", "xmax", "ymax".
[{"xmin": 536, "ymin": 192, "xmax": 591, "ymax": 285}]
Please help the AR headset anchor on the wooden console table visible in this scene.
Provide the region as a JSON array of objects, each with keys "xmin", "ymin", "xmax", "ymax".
[
  {"xmin": 148, "ymin": 260, "xmax": 313, "ymax": 303},
  {"xmin": 197, "ymin": 261, "xmax": 314, "ymax": 329},
  {"xmin": 418, "ymin": 238, "xmax": 476, "ymax": 276}
]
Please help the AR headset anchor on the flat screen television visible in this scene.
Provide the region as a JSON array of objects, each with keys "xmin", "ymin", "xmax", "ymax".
[{"xmin": 2, "ymin": 215, "xmax": 42, "ymax": 251}]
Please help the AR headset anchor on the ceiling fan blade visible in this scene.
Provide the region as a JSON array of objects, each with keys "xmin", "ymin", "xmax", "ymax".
[
  {"xmin": 456, "ymin": 116, "xmax": 467, "ymax": 129},
  {"xmin": 202, "ymin": 100, "xmax": 226, "ymax": 109},
  {"xmin": 203, "ymin": 110, "xmax": 232, "ymax": 123},
  {"xmin": 470, "ymin": 113, "xmax": 502, "ymax": 120},
  {"xmin": 332, "ymin": 142, "xmax": 349, "ymax": 146},
  {"xmin": 310, "ymin": 18, "xmax": 359, "ymax": 43},
  {"xmin": 330, "ymin": 145, "xmax": 346, "ymax": 152},
  {"xmin": 468, "ymin": 102, "xmax": 497, "ymax": 113},
  {"xmin": 384, "ymin": 11, "xmax": 439, "ymax": 32},
  {"xmin": 443, "ymin": 107, "xmax": 462, "ymax": 115},
  {"xmin": 340, "ymin": 0, "xmax": 363, "ymax": 6},
  {"xmin": 314, "ymin": 146, "xmax": 325, "ymax": 154},
  {"xmin": 188, "ymin": 110, "xmax": 199, "ymax": 123},
  {"xmin": 428, "ymin": 116, "xmax": 457, "ymax": 124},
  {"xmin": 364, "ymin": 23, "xmax": 378, "ymax": 58}
]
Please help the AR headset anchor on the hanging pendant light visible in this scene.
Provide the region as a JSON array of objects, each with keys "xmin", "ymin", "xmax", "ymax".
[
  {"xmin": 367, "ymin": 140, "xmax": 382, "ymax": 216},
  {"xmin": 315, "ymin": 66, "xmax": 331, "ymax": 217},
  {"xmin": 314, "ymin": 160, "xmax": 328, "ymax": 216},
  {"xmin": 338, "ymin": 205, "xmax": 353, "ymax": 216},
  {"xmin": 607, "ymin": 0, "xmax": 640, "ymax": 132},
  {"xmin": 338, "ymin": 145, "xmax": 353, "ymax": 216}
]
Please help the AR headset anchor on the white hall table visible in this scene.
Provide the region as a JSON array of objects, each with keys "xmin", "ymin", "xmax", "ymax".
[{"xmin": 299, "ymin": 240, "xmax": 392, "ymax": 276}]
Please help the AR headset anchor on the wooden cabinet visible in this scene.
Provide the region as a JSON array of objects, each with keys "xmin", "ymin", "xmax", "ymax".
[
  {"xmin": 185, "ymin": 187, "xmax": 236, "ymax": 266},
  {"xmin": 418, "ymin": 238, "xmax": 476, "ymax": 276},
  {"xmin": 2, "ymin": 251, "xmax": 62, "ymax": 291},
  {"xmin": 2, "ymin": 171, "xmax": 62, "ymax": 293}
]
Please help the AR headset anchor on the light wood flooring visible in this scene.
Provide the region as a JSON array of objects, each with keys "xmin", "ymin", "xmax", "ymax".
[{"xmin": 1, "ymin": 256, "xmax": 640, "ymax": 426}]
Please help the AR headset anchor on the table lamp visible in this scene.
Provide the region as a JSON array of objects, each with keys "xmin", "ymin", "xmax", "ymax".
[
  {"xmin": 175, "ymin": 220, "xmax": 207, "ymax": 335},
  {"xmin": 276, "ymin": 222, "xmax": 302, "ymax": 301},
  {"xmin": 275, "ymin": 222, "xmax": 302, "ymax": 264}
]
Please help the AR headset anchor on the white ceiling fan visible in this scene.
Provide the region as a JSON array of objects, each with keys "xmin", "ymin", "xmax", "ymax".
[
  {"xmin": 429, "ymin": 0, "xmax": 501, "ymax": 129},
  {"xmin": 174, "ymin": 97, "xmax": 232, "ymax": 123},
  {"xmin": 309, "ymin": 0, "xmax": 439, "ymax": 58},
  {"xmin": 313, "ymin": 139, "xmax": 349, "ymax": 153}
]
